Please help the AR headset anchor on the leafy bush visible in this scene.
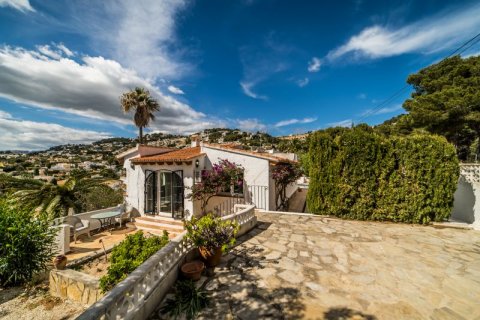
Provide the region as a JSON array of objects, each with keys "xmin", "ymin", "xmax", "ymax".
[
  {"xmin": 99, "ymin": 231, "xmax": 169, "ymax": 292},
  {"xmin": 0, "ymin": 201, "xmax": 56, "ymax": 286},
  {"xmin": 306, "ymin": 127, "xmax": 459, "ymax": 224},
  {"xmin": 161, "ymin": 280, "xmax": 209, "ymax": 320},
  {"xmin": 184, "ymin": 213, "xmax": 238, "ymax": 254}
]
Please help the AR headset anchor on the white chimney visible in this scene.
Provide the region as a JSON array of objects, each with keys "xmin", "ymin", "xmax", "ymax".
[{"xmin": 191, "ymin": 134, "xmax": 200, "ymax": 147}]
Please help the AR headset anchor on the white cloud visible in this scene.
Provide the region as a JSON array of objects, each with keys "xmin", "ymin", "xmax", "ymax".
[
  {"xmin": 357, "ymin": 93, "xmax": 367, "ymax": 99},
  {"xmin": 167, "ymin": 85, "xmax": 185, "ymax": 95},
  {"xmin": 0, "ymin": 0, "xmax": 34, "ymax": 12},
  {"xmin": 275, "ymin": 117, "xmax": 317, "ymax": 128},
  {"xmin": 56, "ymin": 43, "xmax": 74, "ymax": 57},
  {"xmin": 463, "ymin": 50, "xmax": 480, "ymax": 59},
  {"xmin": 327, "ymin": 3, "xmax": 480, "ymax": 61},
  {"xmin": 0, "ymin": 110, "xmax": 12, "ymax": 119},
  {"xmin": 308, "ymin": 57, "xmax": 322, "ymax": 72},
  {"xmin": 239, "ymin": 36, "xmax": 291, "ymax": 100},
  {"xmin": 362, "ymin": 104, "xmax": 403, "ymax": 116},
  {"xmin": 327, "ymin": 119, "xmax": 353, "ymax": 128},
  {"xmin": 296, "ymin": 78, "xmax": 309, "ymax": 87},
  {"xmin": 236, "ymin": 118, "xmax": 267, "ymax": 132},
  {"xmin": 240, "ymin": 81, "xmax": 268, "ymax": 100},
  {"xmin": 72, "ymin": 0, "xmax": 190, "ymax": 80},
  {"xmin": 0, "ymin": 45, "xmax": 221, "ymax": 135},
  {"xmin": 36, "ymin": 45, "xmax": 63, "ymax": 60},
  {"xmin": 0, "ymin": 116, "xmax": 111, "ymax": 150}
]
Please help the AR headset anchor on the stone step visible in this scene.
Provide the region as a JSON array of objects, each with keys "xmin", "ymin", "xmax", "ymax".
[
  {"xmin": 133, "ymin": 221, "xmax": 184, "ymax": 233},
  {"xmin": 136, "ymin": 226, "xmax": 180, "ymax": 239},
  {"xmin": 133, "ymin": 218, "xmax": 185, "ymax": 231},
  {"xmin": 126, "ymin": 222, "xmax": 180, "ymax": 239},
  {"xmin": 137, "ymin": 215, "xmax": 184, "ymax": 227}
]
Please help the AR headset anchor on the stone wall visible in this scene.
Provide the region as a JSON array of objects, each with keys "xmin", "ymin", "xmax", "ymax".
[{"xmin": 49, "ymin": 269, "xmax": 103, "ymax": 305}]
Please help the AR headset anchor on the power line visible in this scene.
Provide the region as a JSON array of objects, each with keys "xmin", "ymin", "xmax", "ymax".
[
  {"xmin": 353, "ymin": 31, "xmax": 480, "ymax": 124},
  {"xmin": 446, "ymin": 31, "xmax": 480, "ymax": 57}
]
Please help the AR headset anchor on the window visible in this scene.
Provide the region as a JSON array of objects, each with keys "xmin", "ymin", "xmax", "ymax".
[{"xmin": 194, "ymin": 170, "xmax": 202, "ymax": 183}]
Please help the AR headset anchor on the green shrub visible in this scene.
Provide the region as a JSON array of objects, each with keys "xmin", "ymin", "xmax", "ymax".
[
  {"xmin": 306, "ymin": 127, "xmax": 459, "ymax": 224},
  {"xmin": 99, "ymin": 231, "xmax": 169, "ymax": 292},
  {"xmin": 161, "ymin": 280, "xmax": 209, "ymax": 320},
  {"xmin": 0, "ymin": 201, "xmax": 56, "ymax": 286}
]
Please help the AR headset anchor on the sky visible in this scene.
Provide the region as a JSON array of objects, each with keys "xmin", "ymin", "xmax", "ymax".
[{"xmin": 0, "ymin": 0, "xmax": 479, "ymax": 150}]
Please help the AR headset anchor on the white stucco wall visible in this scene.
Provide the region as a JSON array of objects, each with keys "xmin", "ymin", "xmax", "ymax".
[
  {"xmin": 122, "ymin": 152, "xmax": 142, "ymax": 214},
  {"xmin": 269, "ymin": 176, "xmax": 299, "ymax": 211},
  {"xmin": 452, "ymin": 176, "xmax": 480, "ymax": 230},
  {"xmin": 202, "ymin": 145, "xmax": 272, "ymax": 210},
  {"xmin": 122, "ymin": 153, "xmax": 197, "ymax": 220}
]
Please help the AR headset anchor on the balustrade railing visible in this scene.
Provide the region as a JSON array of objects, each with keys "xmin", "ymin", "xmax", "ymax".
[
  {"xmin": 213, "ymin": 196, "xmax": 245, "ymax": 217},
  {"xmin": 76, "ymin": 204, "xmax": 256, "ymax": 320}
]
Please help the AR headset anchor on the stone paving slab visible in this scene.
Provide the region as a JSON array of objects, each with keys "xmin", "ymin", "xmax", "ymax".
[{"xmin": 194, "ymin": 212, "xmax": 480, "ymax": 320}]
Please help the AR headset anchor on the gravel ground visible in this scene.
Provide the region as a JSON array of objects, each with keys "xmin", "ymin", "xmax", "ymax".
[{"xmin": 0, "ymin": 283, "xmax": 85, "ymax": 320}]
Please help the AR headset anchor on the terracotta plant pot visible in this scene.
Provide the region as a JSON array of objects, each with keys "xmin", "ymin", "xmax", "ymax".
[
  {"xmin": 199, "ymin": 246, "xmax": 223, "ymax": 267},
  {"xmin": 181, "ymin": 260, "xmax": 205, "ymax": 281},
  {"xmin": 53, "ymin": 255, "xmax": 68, "ymax": 270}
]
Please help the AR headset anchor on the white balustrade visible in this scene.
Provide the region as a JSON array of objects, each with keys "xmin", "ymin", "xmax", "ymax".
[
  {"xmin": 460, "ymin": 163, "xmax": 480, "ymax": 184},
  {"xmin": 76, "ymin": 204, "xmax": 256, "ymax": 320}
]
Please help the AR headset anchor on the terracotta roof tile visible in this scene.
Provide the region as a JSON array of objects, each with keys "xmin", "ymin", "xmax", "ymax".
[{"xmin": 131, "ymin": 146, "xmax": 204, "ymax": 163}]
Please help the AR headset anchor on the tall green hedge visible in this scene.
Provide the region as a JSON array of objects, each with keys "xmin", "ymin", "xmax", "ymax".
[{"xmin": 306, "ymin": 127, "xmax": 459, "ymax": 224}]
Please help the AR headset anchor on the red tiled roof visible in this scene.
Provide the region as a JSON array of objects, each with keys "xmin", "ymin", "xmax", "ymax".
[{"xmin": 131, "ymin": 146, "xmax": 204, "ymax": 163}]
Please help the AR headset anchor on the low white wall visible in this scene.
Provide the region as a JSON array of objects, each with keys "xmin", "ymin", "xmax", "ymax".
[
  {"xmin": 452, "ymin": 177, "xmax": 480, "ymax": 230},
  {"xmin": 76, "ymin": 204, "xmax": 257, "ymax": 320},
  {"xmin": 51, "ymin": 224, "xmax": 70, "ymax": 255},
  {"xmin": 205, "ymin": 195, "xmax": 245, "ymax": 215}
]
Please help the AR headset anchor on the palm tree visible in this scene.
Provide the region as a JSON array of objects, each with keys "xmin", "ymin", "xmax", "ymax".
[
  {"xmin": 9, "ymin": 175, "xmax": 102, "ymax": 220},
  {"xmin": 121, "ymin": 87, "xmax": 160, "ymax": 144}
]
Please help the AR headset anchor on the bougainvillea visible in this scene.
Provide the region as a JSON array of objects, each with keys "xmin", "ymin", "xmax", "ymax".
[
  {"xmin": 272, "ymin": 162, "xmax": 302, "ymax": 211},
  {"xmin": 188, "ymin": 159, "xmax": 244, "ymax": 213}
]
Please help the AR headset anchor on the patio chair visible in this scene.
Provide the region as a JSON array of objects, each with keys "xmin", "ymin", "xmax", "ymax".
[
  {"xmin": 63, "ymin": 216, "xmax": 91, "ymax": 243},
  {"xmin": 115, "ymin": 203, "xmax": 132, "ymax": 228}
]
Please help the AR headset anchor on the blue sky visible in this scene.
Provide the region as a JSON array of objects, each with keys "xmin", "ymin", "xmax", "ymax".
[{"xmin": 0, "ymin": 0, "xmax": 479, "ymax": 150}]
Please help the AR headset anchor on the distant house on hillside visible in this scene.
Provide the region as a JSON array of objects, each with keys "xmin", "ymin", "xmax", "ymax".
[{"xmin": 116, "ymin": 137, "xmax": 299, "ymax": 222}]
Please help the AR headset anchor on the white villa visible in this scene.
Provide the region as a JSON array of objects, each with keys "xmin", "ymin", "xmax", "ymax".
[{"xmin": 116, "ymin": 137, "xmax": 299, "ymax": 222}]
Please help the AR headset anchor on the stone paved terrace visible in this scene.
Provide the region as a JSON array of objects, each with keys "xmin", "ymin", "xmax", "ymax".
[{"xmin": 190, "ymin": 212, "xmax": 480, "ymax": 320}]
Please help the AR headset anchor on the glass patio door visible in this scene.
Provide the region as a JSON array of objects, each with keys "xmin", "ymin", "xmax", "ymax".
[
  {"xmin": 172, "ymin": 171, "xmax": 184, "ymax": 218},
  {"xmin": 144, "ymin": 170, "xmax": 157, "ymax": 214},
  {"xmin": 159, "ymin": 171, "xmax": 172, "ymax": 214},
  {"xmin": 159, "ymin": 170, "xmax": 184, "ymax": 218}
]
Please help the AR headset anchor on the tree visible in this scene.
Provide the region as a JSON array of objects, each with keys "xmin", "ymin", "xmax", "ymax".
[
  {"xmin": 272, "ymin": 162, "xmax": 302, "ymax": 211},
  {"xmin": 187, "ymin": 159, "xmax": 244, "ymax": 214},
  {"xmin": 403, "ymin": 55, "xmax": 480, "ymax": 160},
  {"xmin": 121, "ymin": 87, "xmax": 160, "ymax": 144},
  {"xmin": 6, "ymin": 174, "xmax": 121, "ymax": 220}
]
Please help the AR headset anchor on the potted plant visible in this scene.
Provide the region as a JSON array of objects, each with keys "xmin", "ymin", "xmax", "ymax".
[
  {"xmin": 181, "ymin": 260, "xmax": 205, "ymax": 281},
  {"xmin": 184, "ymin": 213, "xmax": 239, "ymax": 267}
]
